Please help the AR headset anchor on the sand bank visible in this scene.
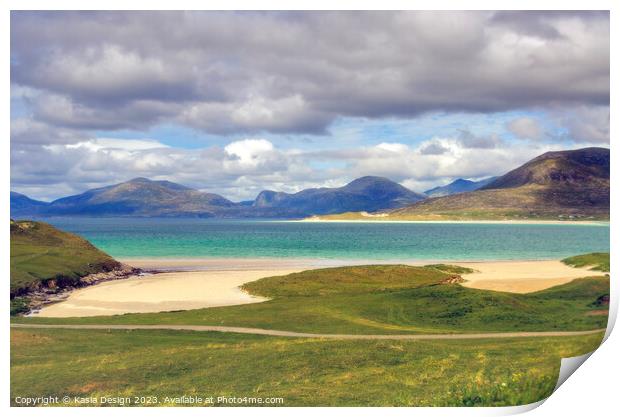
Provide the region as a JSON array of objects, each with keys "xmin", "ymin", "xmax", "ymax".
[
  {"xmin": 297, "ymin": 218, "xmax": 608, "ymax": 226},
  {"xmin": 453, "ymin": 260, "xmax": 604, "ymax": 293},
  {"xmin": 35, "ymin": 269, "xmax": 301, "ymax": 318}
]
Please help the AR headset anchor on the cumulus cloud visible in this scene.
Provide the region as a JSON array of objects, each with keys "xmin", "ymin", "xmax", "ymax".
[
  {"xmin": 556, "ymin": 106, "xmax": 610, "ymax": 144},
  {"xmin": 506, "ymin": 117, "xmax": 545, "ymax": 140},
  {"xmin": 12, "ymin": 133, "xmax": 564, "ymax": 202},
  {"xmin": 419, "ymin": 141, "xmax": 449, "ymax": 155},
  {"xmin": 10, "ymin": 11, "xmax": 609, "ymax": 134},
  {"xmin": 457, "ymin": 130, "xmax": 504, "ymax": 149},
  {"xmin": 64, "ymin": 138, "xmax": 169, "ymax": 152},
  {"xmin": 9, "ymin": 11, "xmax": 610, "ymax": 200}
]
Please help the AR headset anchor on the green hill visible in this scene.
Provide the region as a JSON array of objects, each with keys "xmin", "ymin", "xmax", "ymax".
[
  {"xmin": 562, "ymin": 252, "xmax": 610, "ymax": 272},
  {"xmin": 10, "ymin": 220, "xmax": 123, "ymax": 303}
]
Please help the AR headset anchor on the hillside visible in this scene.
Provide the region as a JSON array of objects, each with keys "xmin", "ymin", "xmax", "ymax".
[
  {"xmin": 424, "ymin": 177, "xmax": 497, "ymax": 197},
  {"xmin": 253, "ymin": 176, "xmax": 426, "ymax": 215},
  {"xmin": 10, "ymin": 220, "xmax": 126, "ymax": 303},
  {"xmin": 321, "ymin": 147, "xmax": 610, "ymax": 221}
]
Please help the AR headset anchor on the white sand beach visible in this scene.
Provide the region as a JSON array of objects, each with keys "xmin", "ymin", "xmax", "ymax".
[
  {"xmin": 453, "ymin": 260, "xmax": 604, "ymax": 293},
  {"xmin": 36, "ymin": 269, "xmax": 301, "ymax": 318},
  {"xmin": 35, "ymin": 258, "xmax": 602, "ymax": 317}
]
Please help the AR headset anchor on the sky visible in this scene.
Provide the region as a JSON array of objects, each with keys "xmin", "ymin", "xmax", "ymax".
[{"xmin": 10, "ymin": 11, "xmax": 610, "ymax": 202}]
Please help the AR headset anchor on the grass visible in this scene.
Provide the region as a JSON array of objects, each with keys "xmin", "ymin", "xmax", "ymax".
[
  {"xmin": 10, "ymin": 220, "xmax": 120, "ymax": 297},
  {"xmin": 243, "ymin": 264, "xmax": 453, "ymax": 297},
  {"xmin": 424, "ymin": 264, "xmax": 475, "ymax": 275},
  {"xmin": 562, "ymin": 253, "xmax": 610, "ymax": 273},
  {"xmin": 10, "ymin": 256, "xmax": 609, "ymax": 407},
  {"xmin": 14, "ymin": 265, "xmax": 609, "ymax": 334},
  {"xmin": 10, "ymin": 328, "xmax": 604, "ymax": 407}
]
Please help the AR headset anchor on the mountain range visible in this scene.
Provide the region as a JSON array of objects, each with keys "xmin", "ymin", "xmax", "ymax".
[
  {"xmin": 11, "ymin": 176, "xmax": 426, "ymax": 219},
  {"xmin": 11, "ymin": 147, "xmax": 610, "ymax": 221},
  {"xmin": 253, "ymin": 176, "xmax": 426, "ymax": 215}
]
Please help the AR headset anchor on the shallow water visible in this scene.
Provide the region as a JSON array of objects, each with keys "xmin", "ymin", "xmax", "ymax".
[{"xmin": 40, "ymin": 217, "xmax": 610, "ymax": 261}]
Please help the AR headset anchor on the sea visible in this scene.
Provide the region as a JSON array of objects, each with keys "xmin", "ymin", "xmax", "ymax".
[{"xmin": 40, "ymin": 217, "xmax": 610, "ymax": 261}]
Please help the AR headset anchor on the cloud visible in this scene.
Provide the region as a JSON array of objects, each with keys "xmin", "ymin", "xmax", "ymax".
[
  {"xmin": 457, "ymin": 129, "xmax": 504, "ymax": 149},
  {"xmin": 10, "ymin": 11, "xmax": 609, "ymax": 134},
  {"xmin": 556, "ymin": 106, "xmax": 610, "ymax": 144},
  {"xmin": 64, "ymin": 138, "xmax": 169, "ymax": 152},
  {"xmin": 224, "ymin": 138, "xmax": 277, "ymax": 168},
  {"xmin": 419, "ymin": 141, "xmax": 449, "ymax": 155},
  {"xmin": 375, "ymin": 142, "xmax": 410, "ymax": 153},
  {"xmin": 506, "ymin": 117, "xmax": 544, "ymax": 140},
  {"xmin": 12, "ymin": 133, "xmax": 568, "ymax": 202},
  {"xmin": 9, "ymin": 11, "xmax": 610, "ymax": 202}
]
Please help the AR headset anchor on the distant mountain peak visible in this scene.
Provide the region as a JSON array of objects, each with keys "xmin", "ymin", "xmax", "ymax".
[
  {"xmin": 128, "ymin": 177, "xmax": 151, "ymax": 183},
  {"xmin": 346, "ymin": 175, "xmax": 391, "ymax": 185},
  {"xmin": 124, "ymin": 177, "xmax": 194, "ymax": 191},
  {"xmin": 424, "ymin": 177, "xmax": 496, "ymax": 197},
  {"xmin": 482, "ymin": 147, "xmax": 609, "ymax": 190}
]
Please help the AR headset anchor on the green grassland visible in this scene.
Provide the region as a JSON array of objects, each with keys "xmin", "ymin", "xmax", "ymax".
[
  {"xmin": 10, "ymin": 254, "xmax": 610, "ymax": 406},
  {"xmin": 10, "ymin": 328, "xmax": 604, "ymax": 407},
  {"xmin": 562, "ymin": 253, "xmax": 610, "ymax": 273},
  {"xmin": 10, "ymin": 220, "xmax": 120, "ymax": 294},
  {"xmin": 14, "ymin": 264, "xmax": 609, "ymax": 334}
]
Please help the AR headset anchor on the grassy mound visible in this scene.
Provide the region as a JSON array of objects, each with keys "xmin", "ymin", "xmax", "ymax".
[
  {"xmin": 10, "ymin": 220, "xmax": 121, "ymax": 297},
  {"xmin": 242, "ymin": 264, "xmax": 451, "ymax": 297},
  {"xmin": 562, "ymin": 252, "xmax": 609, "ymax": 272}
]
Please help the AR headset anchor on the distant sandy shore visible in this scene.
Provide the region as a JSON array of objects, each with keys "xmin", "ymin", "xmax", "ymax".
[
  {"xmin": 297, "ymin": 218, "xmax": 608, "ymax": 226},
  {"xmin": 34, "ymin": 258, "xmax": 603, "ymax": 317}
]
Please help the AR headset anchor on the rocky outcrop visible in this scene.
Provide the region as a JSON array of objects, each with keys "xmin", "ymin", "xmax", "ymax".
[{"xmin": 13, "ymin": 264, "xmax": 141, "ymax": 315}]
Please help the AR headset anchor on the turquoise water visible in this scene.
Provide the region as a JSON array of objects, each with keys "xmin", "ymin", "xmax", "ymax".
[{"xmin": 42, "ymin": 218, "xmax": 610, "ymax": 261}]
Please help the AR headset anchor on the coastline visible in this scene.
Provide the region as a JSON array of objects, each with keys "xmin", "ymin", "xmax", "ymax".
[
  {"xmin": 32, "ymin": 257, "xmax": 604, "ymax": 318},
  {"xmin": 33, "ymin": 268, "xmax": 300, "ymax": 318},
  {"xmin": 294, "ymin": 218, "xmax": 609, "ymax": 226},
  {"xmin": 117, "ymin": 255, "xmax": 597, "ymax": 270}
]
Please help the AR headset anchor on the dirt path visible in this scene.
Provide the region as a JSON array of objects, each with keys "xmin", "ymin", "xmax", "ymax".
[{"xmin": 10, "ymin": 323, "xmax": 605, "ymax": 340}]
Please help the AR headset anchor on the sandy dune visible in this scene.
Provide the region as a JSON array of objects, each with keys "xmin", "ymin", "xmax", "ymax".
[
  {"xmin": 453, "ymin": 260, "xmax": 603, "ymax": 293},
  {"xmin": 36, "ymin": 269, "xmax": 301, "ymax": 318},
  {"xmin": 35, "ymin": 258, "xmax": 601, "ymax": 317}
]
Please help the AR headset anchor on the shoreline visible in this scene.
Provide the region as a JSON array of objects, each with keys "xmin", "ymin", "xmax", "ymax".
[
  {"xmin": 32, "ymin": 268, "xmax": 300, "ymax": 318},
  {"xmin": 294, "ymin": 218, "xmax": 609, "ymax": 226},
  {"xmin": 30, "ymin": 258, "xmax": 604, "ymax": 318},
  {"xmin": 117, "ymin": 256, "xmax": 590, "ymax": 270}
]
